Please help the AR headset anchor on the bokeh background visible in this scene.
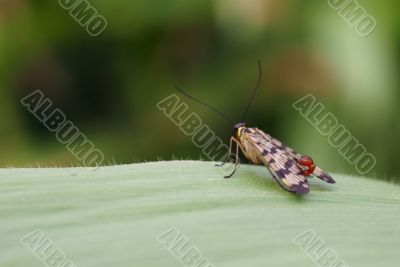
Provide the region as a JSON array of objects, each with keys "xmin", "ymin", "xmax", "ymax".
[{"xmin": 0, "ymin": 0, "xmax": 399, "ymax": 180}]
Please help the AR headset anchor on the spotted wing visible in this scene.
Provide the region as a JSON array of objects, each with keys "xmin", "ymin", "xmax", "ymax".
[
  {"xmin": 312, "ymin": 167, "xmax": 335, "ymax": 183},
  {"xmin": 244, "ymin": 129, "xmax": 309, "ymax": 194},
  {"xmin": 254, "ymin": 129, "xmax": 335, "ymax": 184}
]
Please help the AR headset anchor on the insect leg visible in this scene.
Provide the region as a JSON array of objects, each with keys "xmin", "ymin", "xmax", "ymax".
[
  {"xmin": 215, "ymin": 136, "xmax": 234, "ymax": 167},
  {"xmin": 224, "ymin": 138, "xmax": 241, "ymax": 179}
]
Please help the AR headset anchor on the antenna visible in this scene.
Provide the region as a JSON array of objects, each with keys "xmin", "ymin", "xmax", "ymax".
[
  {"xmin": 240, "ymin": 60, "xmax": 262, "ymax": 122},
  {"xmin": 174, "ymin": 86, "xmax": 235, "ymax": 124}
]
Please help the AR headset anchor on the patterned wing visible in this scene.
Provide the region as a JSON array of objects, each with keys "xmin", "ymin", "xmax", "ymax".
[
  {"xmin": 254, "ymin": 129, "xmax": 335, "ymax": 184},
  {"xmin": 244, "ymin": 129, "xmax": 309, "ymax": 194},
  {"xmin": 312, "ymin": 167, "xmax": 335, "ymax": 184},
  {"xmin": 254, "ymin": 129, "xmax": 301, "ymax": 160}
]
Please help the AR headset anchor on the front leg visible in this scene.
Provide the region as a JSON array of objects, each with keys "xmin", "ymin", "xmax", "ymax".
[
  {"xmin": 224, "ymin": 137, "xmax": 241, "ymax": 179},
  {"xmin": 215, "ymin": 136, "xmax": 235, "ymax": 167}
]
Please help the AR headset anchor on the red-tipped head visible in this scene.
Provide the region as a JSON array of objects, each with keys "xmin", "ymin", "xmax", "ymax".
[{"xmin": 297, "ymin": 156, "xmax": 315, "ymax": 176}]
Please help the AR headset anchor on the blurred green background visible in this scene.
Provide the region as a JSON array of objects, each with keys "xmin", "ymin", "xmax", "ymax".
[{"xmin": 0, "ymin": 0, "xmax": 398, "ymax": 180}]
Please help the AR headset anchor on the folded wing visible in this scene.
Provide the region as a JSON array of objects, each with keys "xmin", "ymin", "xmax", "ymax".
[
  {"xmin": 254, "ymin": 128, "xmax": 335, "ymax": 184},
  {"xmin": 244, "ymin": 129, "xmax": 310, "ymax": 194}
]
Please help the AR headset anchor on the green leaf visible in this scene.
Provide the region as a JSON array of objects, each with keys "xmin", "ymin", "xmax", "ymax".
[{"xmin": 1, "ymin": 161, "xmax": 400, "ymax": 267}]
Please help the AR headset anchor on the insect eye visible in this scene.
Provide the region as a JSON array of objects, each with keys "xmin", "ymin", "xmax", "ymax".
[{"xmin": 298, "ymin": 156, "xmax": 314, "ymax": 166}]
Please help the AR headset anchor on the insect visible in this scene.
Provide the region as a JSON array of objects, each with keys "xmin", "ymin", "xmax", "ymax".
[{"xmin": 175, "ymin": 60, "xmax": 335, "ymax": 194}]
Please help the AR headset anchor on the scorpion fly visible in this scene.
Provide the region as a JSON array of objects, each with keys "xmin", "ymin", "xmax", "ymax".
[{"xmin": 175, "ymin": 60, "xmax": 335, "ymax": 194}]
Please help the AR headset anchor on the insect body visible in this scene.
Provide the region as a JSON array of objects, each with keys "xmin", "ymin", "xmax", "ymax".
[
  {"xmin": 218, "ymin": 122, "xmax": 335, "ymax": 194},
  {"xmin": 175, "ymin": 60, "xmax": 335, "ymax": 195}
]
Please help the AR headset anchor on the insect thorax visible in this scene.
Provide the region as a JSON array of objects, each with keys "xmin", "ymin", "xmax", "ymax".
[{"xmin": 236, "ymin": 127, "xmax": 247, "ymax": 139}]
